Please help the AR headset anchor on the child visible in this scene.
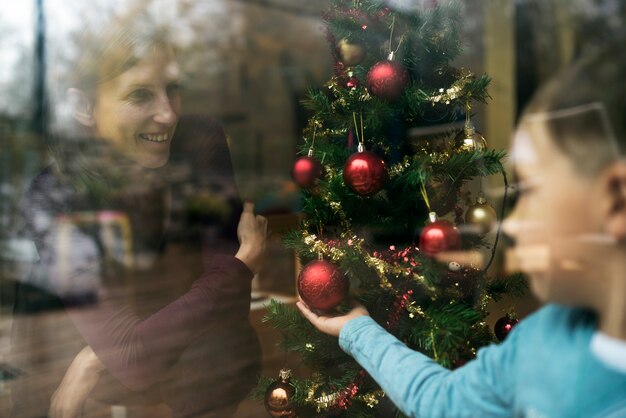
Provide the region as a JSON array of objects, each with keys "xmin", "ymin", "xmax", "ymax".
[{"xmin": 297, "ymin": 41, "xmax": 626, "ymax": 418}]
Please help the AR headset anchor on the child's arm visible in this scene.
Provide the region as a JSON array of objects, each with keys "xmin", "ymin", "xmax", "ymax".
[{"xmin": 298, "ymin": 301, "xmax": 517, "ymax": 418}]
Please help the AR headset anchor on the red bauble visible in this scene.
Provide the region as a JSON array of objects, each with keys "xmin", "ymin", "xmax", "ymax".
[
  {"xmin": 494, "ymin": 315, "xmax": 519, "ymax": 342},
  {"xmin": 366, "ymin": 58, "xmax": 410, "ymax": 101},
  {"xmin": 419, "ymin": 213, "xmax": 461, "ymax": 257},
  {"xmin": 297, "ymin": 259, "xmax": 349, "ymax": 311},
  {"xmin": 342, "ymin": 150, "xmax": 388, "ymax": 196},
  {"xmin": 291, "ymin": 155, "xmax": 323, "ymax": 189}
]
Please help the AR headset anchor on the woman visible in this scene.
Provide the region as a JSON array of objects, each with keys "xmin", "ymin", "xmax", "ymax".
[{"xmin": 10, "ymin": 7, "xmax": 266, "ymax": 418}]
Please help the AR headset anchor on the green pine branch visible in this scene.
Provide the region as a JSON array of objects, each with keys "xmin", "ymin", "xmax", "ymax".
[
  {"xmin": 257, "ymin": 1, "xmax": 514, "ymax": 415},
  {"xmin": 486, "ymin": 273, "xmax": 529, "ymax": 302}
]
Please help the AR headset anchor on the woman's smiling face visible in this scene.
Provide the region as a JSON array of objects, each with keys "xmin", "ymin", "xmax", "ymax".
[{"xmin": 92, "ymin": 45, "xmax": 181, "ymax": 168}]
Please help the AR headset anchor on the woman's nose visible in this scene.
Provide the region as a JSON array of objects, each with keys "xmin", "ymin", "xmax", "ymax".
[{"xmin": 153, "ymin": 94, "xmax": 177, "ymax": 125}]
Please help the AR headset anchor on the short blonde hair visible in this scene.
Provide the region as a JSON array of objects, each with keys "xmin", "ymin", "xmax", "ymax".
[
  {"xmin": 70, "ymin": 11, "xmax": 171, "ymax": 94},
  {"xmin": 522, "ymin": 40, "xmax": 626, "ymax": 176}
]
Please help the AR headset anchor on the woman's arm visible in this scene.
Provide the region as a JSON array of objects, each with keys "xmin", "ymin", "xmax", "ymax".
[
  {"xmin": 46, "ymin": 204, "xmax": 267, "ymax": 417},
  {"xmin": 66, "ymin": 204, "xmax": 267, "ymax": 391}
]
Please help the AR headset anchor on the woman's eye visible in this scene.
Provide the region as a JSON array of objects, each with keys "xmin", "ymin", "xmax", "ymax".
[{"xmin": 128, "ymin": 89, "xmax": 152, "ymax": 101}]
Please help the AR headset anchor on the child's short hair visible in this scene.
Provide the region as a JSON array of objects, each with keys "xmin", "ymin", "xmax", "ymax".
[{"xmin": 523, "ymin": 40, "xmax": 626, "ymax": 175}]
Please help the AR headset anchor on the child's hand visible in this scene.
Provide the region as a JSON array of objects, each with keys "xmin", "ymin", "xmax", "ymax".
[
  {"xmin": 296, "ymin": 298, "xmax": 369, "ymax": 337},
  {"xmin": 235, "ymin": 202, "xmax": 269, "ymax": 274}
]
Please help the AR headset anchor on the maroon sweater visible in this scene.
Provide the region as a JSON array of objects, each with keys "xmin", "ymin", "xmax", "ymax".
[{"xmin": 11, "ymin": 115, "xmax": 261, "ymax": 418}]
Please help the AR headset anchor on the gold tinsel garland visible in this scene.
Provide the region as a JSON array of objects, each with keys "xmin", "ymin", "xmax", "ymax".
[
  {"xmin": 303, "ymin": 372, "xmax": 386, "ymax": 412},
  {"xmin": 300, "ymin": 229, "xmax": 431, "ymax": 292},
  {"xmin": 324, "ymin": 70, "xmax": 476, "ymax": 109},
  {"xmin": 429, "ymin": 69, "xmax": 474, "ymax": 105}
]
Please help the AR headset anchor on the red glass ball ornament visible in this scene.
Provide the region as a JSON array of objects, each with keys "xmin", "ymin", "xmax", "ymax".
[
  {"xmin": 297, "ymin": 259, "xmax": 349, "ymax": 311},
  {"xmin": 494, "ymin": 315, "xmax": 519, "ymax": 342},
  {"xmin": 366, "ymin": 58, "xmax": 410, "ymax": 101},
  {"xmin": 264, "ymin": 369, "xmax": 296, "ymax": 418},
  {"xmin": 419, "ymin": 213, "xmax": 461, "ymax": 257},
  {"xmin": 291, "ymin": 155, "xmax": 323, "ymax": 189},
  {"xmin": 342, "ymin": 150, "xmax": 388, "ymax": 196}
]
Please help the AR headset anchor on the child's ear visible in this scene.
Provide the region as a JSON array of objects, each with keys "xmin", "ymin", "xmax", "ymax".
[
  {"xmin": 66, "ymin": 88, "xmax": 95, "ymax": 128},
  {"xmin": 603, "ymin": 161, "xmax": 626, "ymax": 241}
]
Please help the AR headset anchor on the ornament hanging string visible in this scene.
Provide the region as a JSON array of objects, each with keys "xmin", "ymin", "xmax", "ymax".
[
  {"xmin": 352, "ymin": 112, "xmax": 365, "ymax": 149},
  {"xmin": 308, "ymin": 124, "xmax": 318, "ymax": 158},
  {"xmin": 419, "ymin": 172, "xmax": 432, "ymax": 213},
  {"xmin": 352, "ymin": 112, "xmax": 360, "ymax": 144},
  {"xmin": 360, "ymin": 113, "xmax": 364, "ymax": 147},
  {"xmin": 387, "ymin": 16, "xmax": 405, "ymax": 58},
  {"xmin": 388, "ymin": 16, "xmax": 396, "ymax": 53}
]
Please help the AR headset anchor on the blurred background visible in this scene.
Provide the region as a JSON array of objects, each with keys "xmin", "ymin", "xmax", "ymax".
[{"xmin": 0, "ymin": 0, "xmax": 624, "ymax": 416}]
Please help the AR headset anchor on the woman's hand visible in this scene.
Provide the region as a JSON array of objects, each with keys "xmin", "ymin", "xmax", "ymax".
[
  {"xmin": 296, "ymin": 299, "xmax": 369, "ymax": 337},
  {"xmin": 49, "ymin": 345, "xmax": 105, "ymax": 418},
  {"xmin": 235, "ymin": 201, "xmax": 269, "ymax": 274}
]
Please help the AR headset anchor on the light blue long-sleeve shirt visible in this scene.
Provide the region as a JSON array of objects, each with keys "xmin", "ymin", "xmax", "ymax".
[{"xmin": 339, "ymin": 304, "xmax": 626, "ymax": 418}]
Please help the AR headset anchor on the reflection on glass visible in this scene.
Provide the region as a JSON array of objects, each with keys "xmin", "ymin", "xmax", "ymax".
[{"xmin": 3, "ymin": 3, "xmax": 273, "ymax": 417}]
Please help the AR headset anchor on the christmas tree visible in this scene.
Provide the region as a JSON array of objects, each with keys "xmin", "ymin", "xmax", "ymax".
[{"xmin": 257, "ymin": 1, "xmax": 525, "ymax": 417}]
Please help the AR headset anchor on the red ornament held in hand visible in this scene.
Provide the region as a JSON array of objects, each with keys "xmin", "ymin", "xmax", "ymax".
[
  {"xmin": 298, "ymin": 259, "xmax": 349, "ymax": 311},
  {"xmin": 366, "ymin": 52, "xmax": 410, "ymax": 101},
  {"xmin": 291, "ymin": 149, "xmax": 323, "ymax": 189},
  {"xmin": 419, "ymin": 212, "xmax": 461, "ymax": 257},
  {"xmin": 343, "ymin": 145, "xmax": 388, "ymax": 196}
]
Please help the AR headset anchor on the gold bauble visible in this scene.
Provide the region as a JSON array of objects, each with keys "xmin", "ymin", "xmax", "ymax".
[
  {"xmin": 337, "ymin": 38, "xmax": 366, "ymax": 67},
  {"xmin": 264, "ymin": 369, "xmax": 297, "ymax": 417},
  {"xmin": 465, "ymin": 195, "xmax": 497, "ymax": 234},
  {"xmin": 454, "ymin": 126, "xmax": 487, "ymax": 152}
]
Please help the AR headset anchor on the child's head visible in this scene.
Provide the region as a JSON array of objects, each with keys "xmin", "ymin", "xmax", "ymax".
[{"xmin": 504, "ymin": 41, "xmax": 626, "ymax": 311}]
